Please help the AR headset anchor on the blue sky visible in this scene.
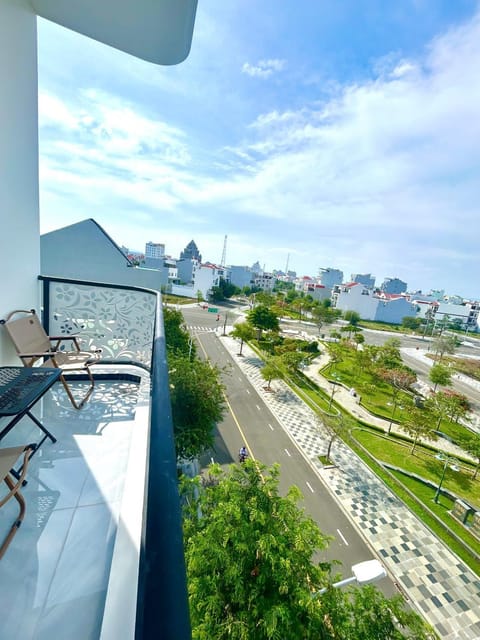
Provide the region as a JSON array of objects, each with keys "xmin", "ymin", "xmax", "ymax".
[{"xmin": 38, "ymin": 0, "xmax": 480, "ymax": 298}]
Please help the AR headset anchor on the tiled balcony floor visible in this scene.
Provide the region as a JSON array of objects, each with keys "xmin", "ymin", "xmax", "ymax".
[{"xmin": 0, "ymin": 368, "xmax": 150, "ymax": 640}]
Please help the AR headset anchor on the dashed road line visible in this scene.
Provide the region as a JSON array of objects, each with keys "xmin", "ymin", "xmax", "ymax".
[{"xmin": 336, "ymin": 528, "xmax": 349, "ymax": 546}]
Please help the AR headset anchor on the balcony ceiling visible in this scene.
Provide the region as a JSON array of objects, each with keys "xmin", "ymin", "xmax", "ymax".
[{"xmin": 30, "ymin": 0, "xmax": 198, "ymax": 65}]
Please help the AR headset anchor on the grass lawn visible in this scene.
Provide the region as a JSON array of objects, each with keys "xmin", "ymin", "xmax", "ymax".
[{"xmin": 354, "ymin": 429, "xmax": 480, "ymax": 507}]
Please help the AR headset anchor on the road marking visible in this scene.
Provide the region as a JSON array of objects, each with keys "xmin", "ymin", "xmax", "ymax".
[
  {"xmin": 222, "ymin": 394, "xmax": 255, "ymax": 461},
  {"xmin": 268, "ymin": 423, "xmax": 274, "ymax": 431},
  {"xmin": 336, "ymin": 528, "xmax": 349, "ymax": 546},
  {"xmin": 284, "ymin": 448, "xmax": 291, "ymax": 457},
  {"xmin": 306, "ymin": 481, "xmax": 314, "ymax": 493},
  {"xmin": 256, "ymin": 404, "xmax": 261, "ymax": 411},
  {"xmin": 238, "ymin": 377, "xmax": 243, "ymax": 382},
  {"xmin": 245, "ymin": 389, "xmax": 250, "ymax": 395}
]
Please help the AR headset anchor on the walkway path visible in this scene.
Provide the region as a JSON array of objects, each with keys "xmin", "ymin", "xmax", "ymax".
[
  {"xmin": 302, "ymin": 354, "xmax": 475, "ymax": 462},
  {"xmin": 220, "ymin": 330, "xmax": 480, "ymax": 640}
]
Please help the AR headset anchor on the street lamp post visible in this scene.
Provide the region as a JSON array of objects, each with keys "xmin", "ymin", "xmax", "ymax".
[
  {"xmin": 434, "ymin": 453, "xmax": 459, "ymax": 503},
  {"xmin": 312, "ymin": 559, "xmax": 386, "ymax": 598}
]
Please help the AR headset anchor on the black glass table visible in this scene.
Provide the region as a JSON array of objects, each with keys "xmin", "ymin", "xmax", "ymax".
[{"xmin": 0, "ymin": 367, "xmax": 62, "ymax": 476}]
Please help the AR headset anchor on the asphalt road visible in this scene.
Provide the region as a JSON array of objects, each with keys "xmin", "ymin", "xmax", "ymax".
[{"xmin": 181, "ymin": 306, "xmax": 399, "ymax": 598}]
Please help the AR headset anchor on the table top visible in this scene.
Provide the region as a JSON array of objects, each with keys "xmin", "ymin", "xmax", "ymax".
[{"xmin": 0, "ymin": 367, "xmax": 62, "ymax": 416}]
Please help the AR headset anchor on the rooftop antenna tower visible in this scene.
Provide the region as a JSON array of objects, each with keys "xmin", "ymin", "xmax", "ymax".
[{"xmin": 220, "ymin": 234, "xmax": 227, "ymax": 267}]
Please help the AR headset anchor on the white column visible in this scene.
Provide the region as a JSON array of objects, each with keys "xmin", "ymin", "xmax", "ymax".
[{"xmin": 0, "ymin": 0, "xmax": 40, "ymax": 362}]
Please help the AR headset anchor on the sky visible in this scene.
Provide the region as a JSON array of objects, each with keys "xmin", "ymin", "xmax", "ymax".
[{"xmin": 37, "ymin": 0, "xmax": 480, "ymax": 298}]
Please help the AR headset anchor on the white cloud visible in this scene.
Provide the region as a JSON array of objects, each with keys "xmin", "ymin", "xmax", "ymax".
[
  {"xmin": 241, "ymin": 58, "xmax": 286, "ymax": 78},
  {"xmin": 38, "ymin": 9, "xmax": 480, "ymax": 295}
]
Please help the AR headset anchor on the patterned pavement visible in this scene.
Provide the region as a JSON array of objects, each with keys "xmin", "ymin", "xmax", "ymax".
[{"xmin": 220, "ymin": 332, "xmax": 480, "ymax": 640}]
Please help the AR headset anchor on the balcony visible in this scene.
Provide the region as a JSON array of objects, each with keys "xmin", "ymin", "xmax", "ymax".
[{"xmin": 0, "ymin": 276, "xmax": 190, "ymax": 639}]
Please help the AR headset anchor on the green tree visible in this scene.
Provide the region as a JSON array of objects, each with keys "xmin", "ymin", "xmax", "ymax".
[
  {"xmin": 375, "ymin": 338, "xmax": 402, "ymax": 370},
  {"xmin": 458, "ymin": 433, "xmax": 480, "ymax": 479},
  {"xmin": 344, "ymin": 310, "xmax": 361, "ymax": 326},
  {"xmin": 280, "ymin": 350, "xmax": 304, "ymax": 375},
  {"xmin": 442, "ymin": 390, "xmax": 471, "ymax": 423},
  {"xmin": 182, "ymin": 462, "xmax": 433, "ymax": 640},
  {"xmin": 432, "ymin": 334, "xmax": 457, "ymax": 361},
  {"xmin": 168, "ymin": 355, "xmax": 225, "ymax": 460},
  {"xmin": 311, "ymin": 302, "xmax": 340, "ymax": 334},
  {"xmin": 377, "ymin": 368, "xmax": 417, "ymax": 433},
  {"xmin": 320, "ymin": 413, "xmax": 349, "ymax": 460},
  {"xmin": 261, "ymin": 356, "xmax": 284, "ymax": 390},
  {"xmin": 429, "ymin": 363, "xmax": 452, "ymax": 392},
  {"xmin": 402, "ymin": 316, "xmax": 422, "ymax": 330},
  {"xmin": 403, "ymin": 406, "xmax": 437, "ymax": 454},
  {"xmin": 164, "ymin": 307, "xmax": 193, "ymax": 357},
  {"xmin": 321, "ymin": 583, "xmax": 435, "ymax": 640},
  {"xmin": 247, "ymin": 304, "xmax": 279, "ymax": 338},
  {"xmin": 230, "ymin": 321, "xmax": 255, "ymax": 356},
  {"xmin": 425, "ymin": 390, "xmax": 463, "ymax": 431}
]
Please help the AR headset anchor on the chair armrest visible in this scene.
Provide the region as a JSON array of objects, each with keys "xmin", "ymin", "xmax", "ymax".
[
  {"xmin": 18, "ymin": 351, "xmax": 58, "ymax": 358},
  {"xmin": 49, "ymin": 335, "xmax": 82, "ymax": 352}
]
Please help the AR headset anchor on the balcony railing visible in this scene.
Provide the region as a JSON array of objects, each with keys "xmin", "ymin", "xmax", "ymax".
[{"xmin": 39, "ymin": 275, "xmax": 191, "ymax": 640}]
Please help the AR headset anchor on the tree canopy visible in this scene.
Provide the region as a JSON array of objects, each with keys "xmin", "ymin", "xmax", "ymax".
[
  {"xmin": 429, "ymin": 363, "xmax": 452, "ymax": 391},
  {"xmin": 168, "ymin": 354, "xmax": 226, "ymax": 460},
  {"xmin": 247, "ymin": 304, "xmax": 280, "ymax": 337},
  {"xmin": 230, "ymin": 321, "xmax": 255, "ymax": 355},
  {"xmin": 181, "ymin": 462, "xmax": 433, "ymax": 640},
  {"xmin": 164, "ymin": 307, "xmax": 226, "ymax": 460}
]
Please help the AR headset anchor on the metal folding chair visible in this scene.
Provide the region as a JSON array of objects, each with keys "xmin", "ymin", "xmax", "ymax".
[{"xmin": 1, "ymin": 309, "xmax": 100, "ymax": 409}]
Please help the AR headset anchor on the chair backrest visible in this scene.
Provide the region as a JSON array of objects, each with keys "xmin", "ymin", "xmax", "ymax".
[{"xmin": 2, "ymin": 310, "xmax": 51, "ymax": 362}]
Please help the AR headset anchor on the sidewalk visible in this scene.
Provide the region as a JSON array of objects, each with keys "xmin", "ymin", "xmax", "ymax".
[{"xmin": 220, "ymin": 331, "xmax": 480, "ymax": 640}]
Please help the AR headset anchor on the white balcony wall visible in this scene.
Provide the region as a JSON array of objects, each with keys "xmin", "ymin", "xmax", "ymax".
[{"xmin": 0, "ymin": 0, "xmax": 40, "ymax": 363}]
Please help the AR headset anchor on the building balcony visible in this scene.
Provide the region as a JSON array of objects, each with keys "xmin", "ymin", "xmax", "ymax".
[{"xmin": 0, "ymin": 276, "xmax": 190, "ymax": 639}]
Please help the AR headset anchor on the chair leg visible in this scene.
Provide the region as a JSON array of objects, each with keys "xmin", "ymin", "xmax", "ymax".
[
  {"xmin": 0, "ymin": 474, "xmax": 27, "ymax": 561},
  {"xmin": 60, "ymin": 367, "xmax": 95, "ymax": 410}
]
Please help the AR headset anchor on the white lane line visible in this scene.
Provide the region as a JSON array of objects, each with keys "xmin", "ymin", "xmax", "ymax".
[
  {"xmin": 245, "ymin": 389, "xmax": 250, "ymax": 395},
  {"xmin": 238, "ymin": 377, "xmax": 243, "ymax": 382},
  {"xmin": 306, "ymin": 481, "xmax": 314, "ymax": 493},
  {"xmin": 336, "ymin": 528, "xmax": 349, "ymax": 546},
  {"xmin": 256, "ymin": 404, "xmax": 261, "ymax": 411},
  {"xmin": 284, "ymin": 448, "xmax": 291, "ymax": 457},
  {"xmin": 268, "ymin": 423, "xmax": 274, "ymax": 431}
]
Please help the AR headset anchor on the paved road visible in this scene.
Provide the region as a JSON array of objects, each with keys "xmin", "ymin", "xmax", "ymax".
[{"xmin": 185, "ymin": 311, "xmax": 398, "ymax": 597}]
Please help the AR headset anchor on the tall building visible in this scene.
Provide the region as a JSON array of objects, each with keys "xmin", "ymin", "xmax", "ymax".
[
  {"xmin": 180, "ymin": 239, "xmax": 202, "ymax": 262},
  {"xmin": 351, "ymin": 273, "xmax": 375, "ymax": 289},
  {"xmin": 145, "ymin": 242, "xmax": 165, "ymax": 260},
  {"xmin": 319, "ymin": 267, "xmax": 343, "ymax": 288},
  {"xmin": 381, "ymin": 277, "xmax": 408, "ymax": 294}
]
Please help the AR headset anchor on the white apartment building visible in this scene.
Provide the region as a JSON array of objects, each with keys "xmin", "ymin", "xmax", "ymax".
[
  {"xmin": 335, "ymin": 283, "xmax": 417, "ymax": 324},
  {"xmin": 171, "ymin": 261, "xmax": 226, "ymax": 300},
  {"xmin": 145, "ymin": 242, "xmax": 165, "ymax": 260},
  {"xmin": 254, "ymin": 273, "xmax": 276, "ymax": 291}
]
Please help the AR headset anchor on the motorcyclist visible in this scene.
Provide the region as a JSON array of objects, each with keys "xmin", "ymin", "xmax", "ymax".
[{"xmin": 239, "ymin": 446, "xmax": 248, "ymax": 463}]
